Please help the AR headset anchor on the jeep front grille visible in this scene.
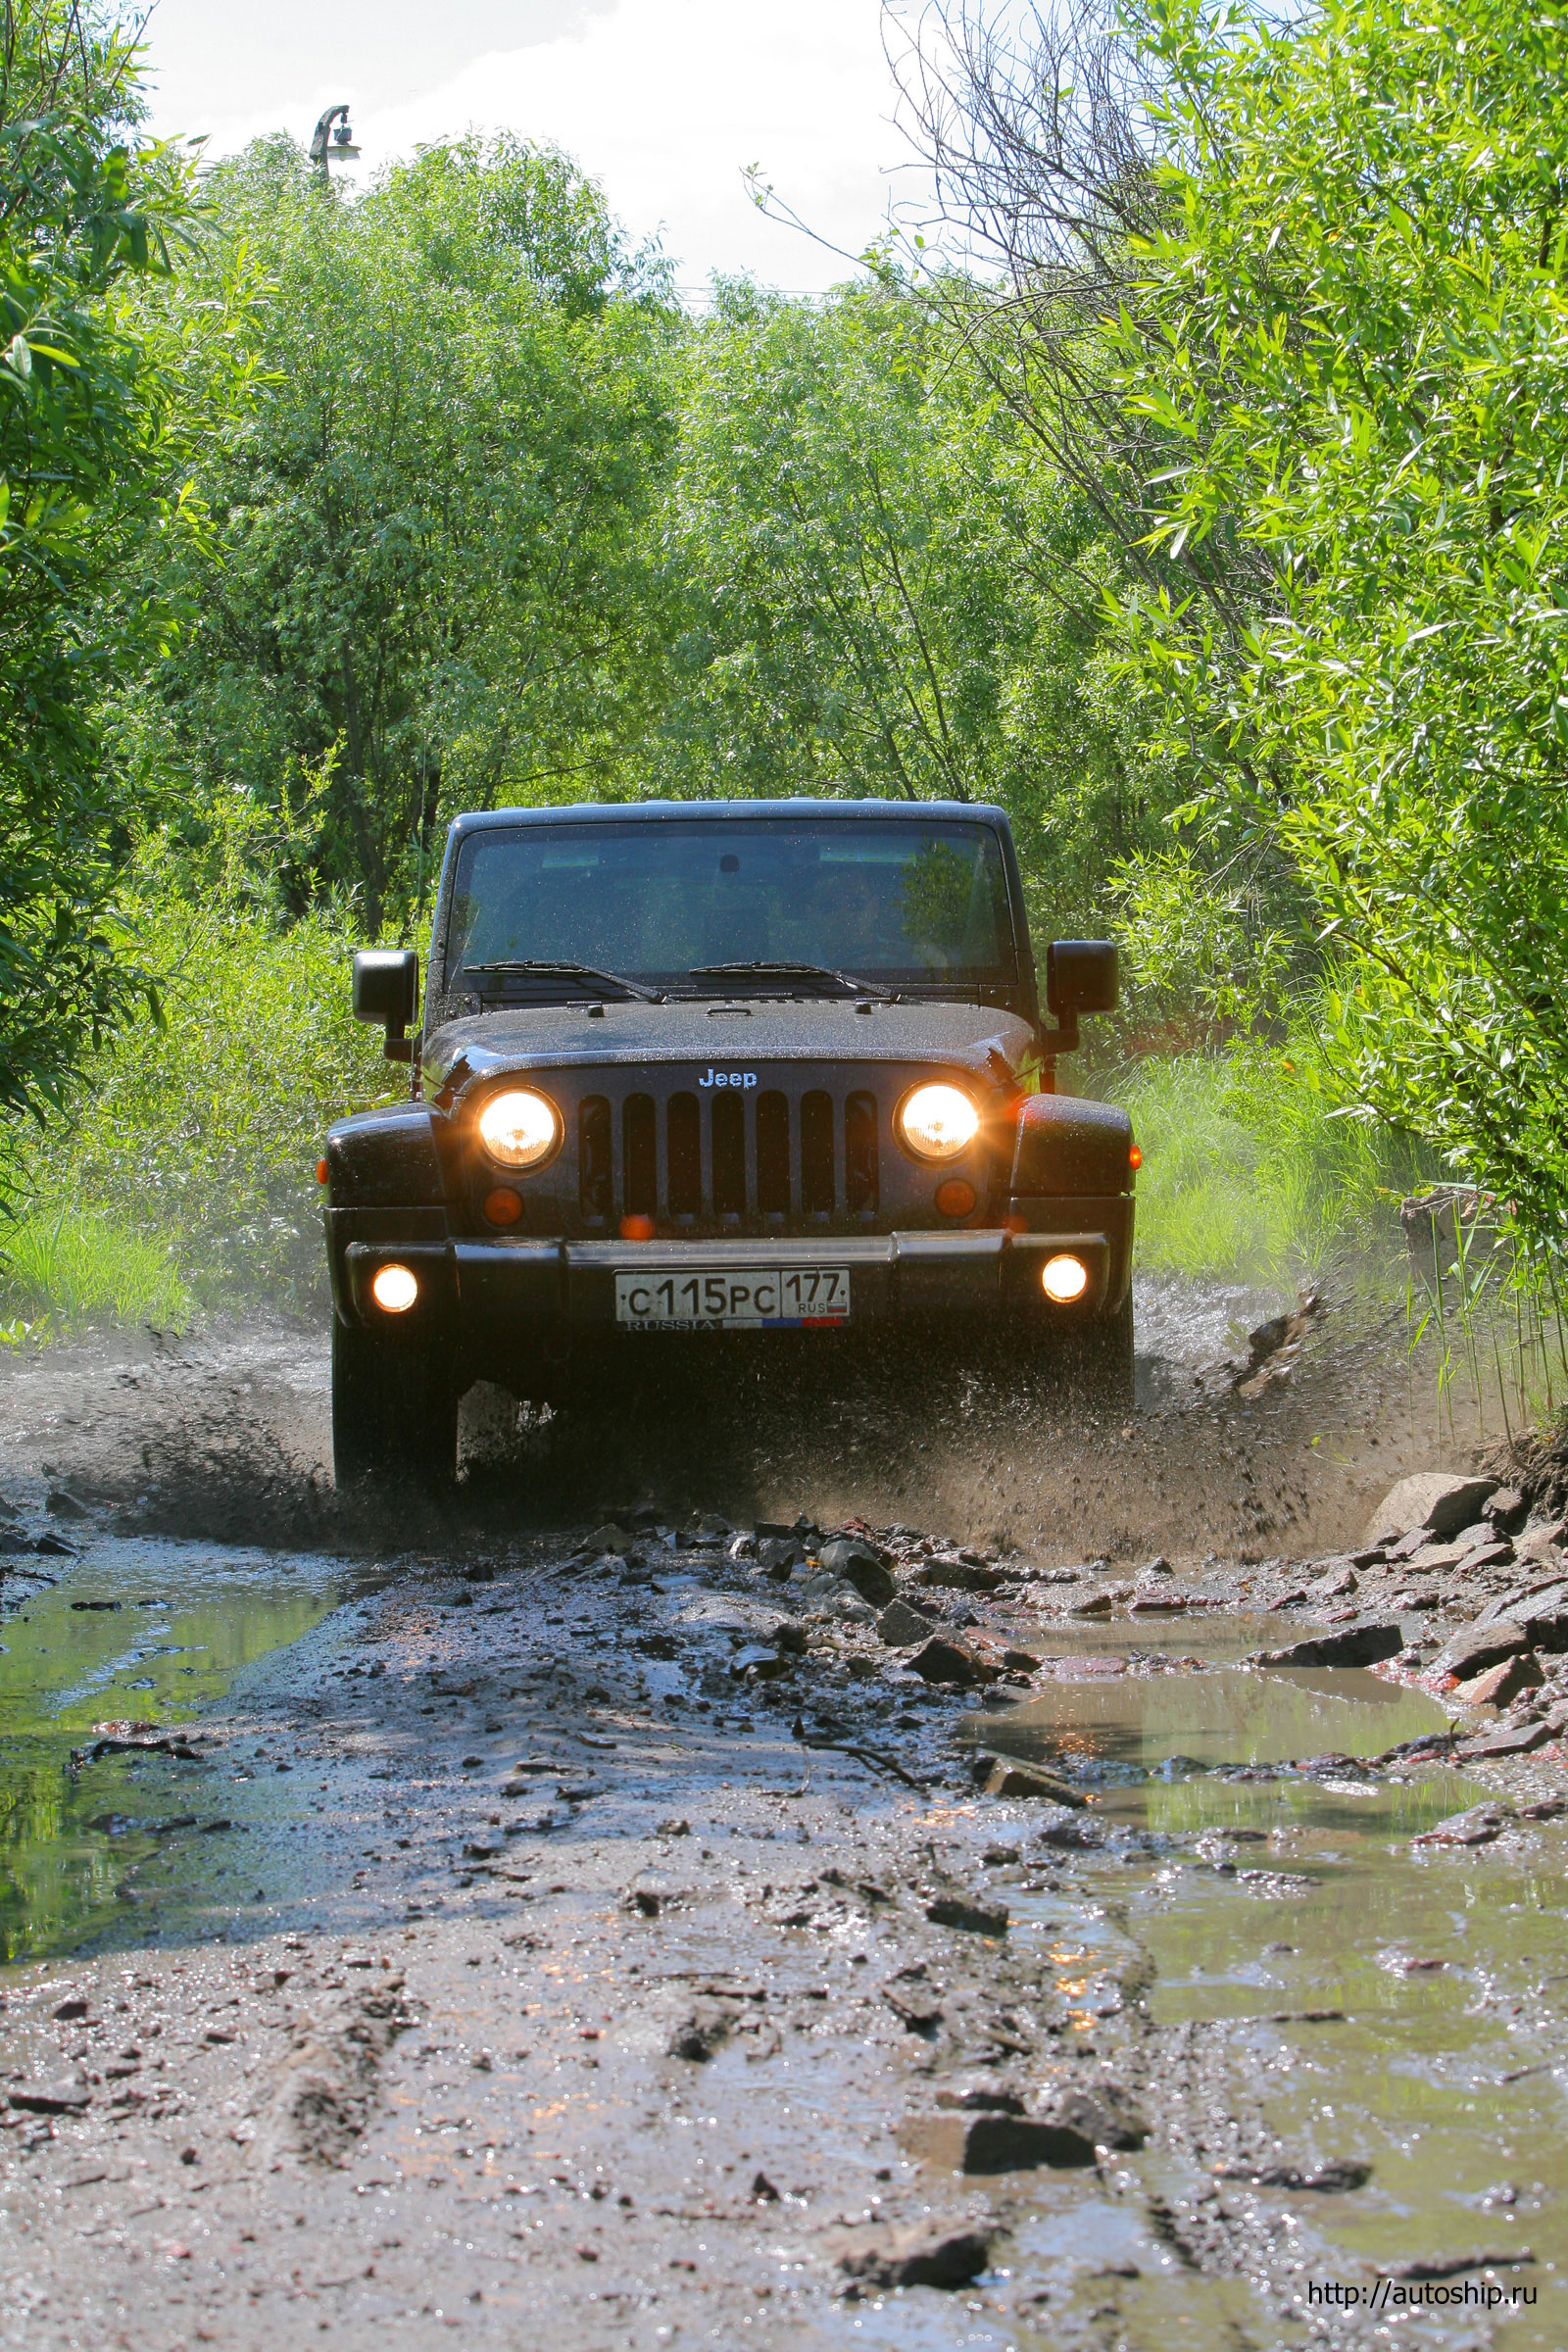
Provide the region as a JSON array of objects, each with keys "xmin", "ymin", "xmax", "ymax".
[{"xmin": 568, "ymin": 1082, "xmax": 881, "ymax": 1230}]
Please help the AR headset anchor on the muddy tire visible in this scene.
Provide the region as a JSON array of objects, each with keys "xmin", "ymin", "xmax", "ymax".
[{"xmin": 331, "ymin": 1319, "xmax": 459, "ymax": 1490}]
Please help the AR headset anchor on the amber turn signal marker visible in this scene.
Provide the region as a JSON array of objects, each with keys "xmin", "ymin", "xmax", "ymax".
[
  {"xmin": 619, "ymin": 1212, "xmax": 656, "ymax": 1242},
  {"xmin": 1128, "ymin": 1144, "xmax": 1143, "ymax": 1170},
  {"xmin": 316, "ymin": 1157, "xmax": 328, "ymax": 1185},
  {"xmin": 935, "ymin": 1178, "xmax": 976, "ymax": 1218},
  {"xmin": 483, "ymin": 1188, "xmax": 522, "ymax": 1227}
]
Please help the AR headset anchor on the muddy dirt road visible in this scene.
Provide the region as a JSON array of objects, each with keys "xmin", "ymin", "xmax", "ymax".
[{"xmin": 0, "ymin": 1284, "xmax": 1563, "ymax": 2349}]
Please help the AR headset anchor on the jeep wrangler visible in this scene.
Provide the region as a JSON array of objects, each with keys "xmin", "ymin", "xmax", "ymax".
[{"xmin": 322, "ymin": 799, "xmax": 1136, "ymax": 1484}]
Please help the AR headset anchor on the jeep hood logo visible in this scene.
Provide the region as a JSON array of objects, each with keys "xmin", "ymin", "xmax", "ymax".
[{"xmin": 699, "ymin": 1067, "xmax": 758, "ymax": 1089}]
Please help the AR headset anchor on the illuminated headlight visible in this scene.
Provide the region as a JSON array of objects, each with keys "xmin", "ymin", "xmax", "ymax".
[
  {"xmin": 477, "ymin": 1088, "xmax": 560, "ymax": 1169},
  {"xmin": 371, "ymin": 1262, "xmax": 418, "ymax": 1313},
  {"xmin": 1042, "ymin": 1253, "xmax": 1089, "ymax": 1303},
  {"xmin": 899, "ymin": 1082, "xmax": 980, "ymax": 1160}
]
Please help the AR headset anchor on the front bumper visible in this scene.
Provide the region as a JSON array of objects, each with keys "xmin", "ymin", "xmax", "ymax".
[{"xmin": 327, "ymin": 1197, "xmax": 1133, "ymax": 1337}]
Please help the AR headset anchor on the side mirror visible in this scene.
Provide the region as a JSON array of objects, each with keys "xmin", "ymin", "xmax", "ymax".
[
  {"xmin": 1047, "ymin": 940, "xmax": 1118, "ymax": 1019},
  {"xmin": 353, "ymin": 949, "xmax": 419, "ymax": 1062}
]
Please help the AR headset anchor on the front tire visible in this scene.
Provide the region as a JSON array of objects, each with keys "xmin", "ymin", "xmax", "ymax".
[{"xmin": 331, "ymin": 1318, "xmax": 459, "ymax": 1490}]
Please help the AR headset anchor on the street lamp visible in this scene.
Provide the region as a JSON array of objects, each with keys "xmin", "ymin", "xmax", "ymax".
[{"xmin": 309, "ymin": 104, "xmax": 361, "ymax": 182}]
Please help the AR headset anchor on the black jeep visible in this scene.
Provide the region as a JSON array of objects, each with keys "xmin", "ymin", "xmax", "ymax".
[{"xmin": 322, "ymin": 799, "xmax": 1136, "ymax": 1483}]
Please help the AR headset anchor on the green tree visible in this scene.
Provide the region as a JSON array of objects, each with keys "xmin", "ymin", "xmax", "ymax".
[
  {"xmin": 653, "ymin": 277, "xmax": 1156, "ymax": 934},
  {"xmin": 0, "ymin": 0, "xmax": 206, "ymax": 1126},
  {"xmin": 1103, "ymin": 0, "xmax": 1568, "ymax": 1250},
  {"xmin": 133, "ymin": 133, "xmax": 682, "ymax": 930}
]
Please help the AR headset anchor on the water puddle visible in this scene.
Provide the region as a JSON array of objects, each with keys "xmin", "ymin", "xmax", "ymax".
[
  {"xmin": 0, "ymin": 1538, "xmax": 363, "ymax": 1963},
  {"xmin": 955, "ymin": 1611, "xmax": 1564, "ymax": 2344}
]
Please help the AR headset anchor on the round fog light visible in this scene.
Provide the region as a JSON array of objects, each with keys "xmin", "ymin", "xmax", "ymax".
[
  {"xmin": 371, "ymin": 1262, "xmax": 418, "ymax": 1313},
  {"xmin": 1041, "ymin": 1252, "xmax": 1089, "ymax": 1303}
]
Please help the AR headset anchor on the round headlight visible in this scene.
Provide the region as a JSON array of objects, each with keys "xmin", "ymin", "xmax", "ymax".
[
  {"xmin": 1042, "ymin": 1252, "xmax": 1089, "ymax": 1303},
  {"xmin": 371, "ymin": 1262, "xmax": 418, "ymax": 1313},
  {"xmin": 899, "ymin": 1082, "xmax": 980, "ymax": 1160},
  {"xmin": 477, "ymin": 1088, "xmax": 561, "ymax": 1169}
]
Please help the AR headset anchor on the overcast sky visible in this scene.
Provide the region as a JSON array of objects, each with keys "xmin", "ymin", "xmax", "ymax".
[{"xmin": 137, "ymin": 0, "xmax": 927, "ymax": 293}]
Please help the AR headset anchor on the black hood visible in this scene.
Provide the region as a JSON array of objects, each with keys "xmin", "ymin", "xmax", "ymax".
[{"xmin": 424, "ymin": 997, "xmax": 1038, "ymax": 1102}]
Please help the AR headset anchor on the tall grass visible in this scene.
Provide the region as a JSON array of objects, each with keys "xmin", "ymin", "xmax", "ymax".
[
  {"xmin": 1102, "ymin": 1046, "xmax": 1429, "ymax": 1290},
  {"xmin": 1, "ymin": 846, "xmax": 391, "ymax": 1333}
]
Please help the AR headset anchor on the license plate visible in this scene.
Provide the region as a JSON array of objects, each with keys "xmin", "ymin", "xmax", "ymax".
[{"xmin": 613, "ymin": 1266, "xmax": 852, "ymax": 1330}]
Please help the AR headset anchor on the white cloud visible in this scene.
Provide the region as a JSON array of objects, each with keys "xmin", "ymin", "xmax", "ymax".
[{"xmin": 142, "ymin": 0, "xmax": 923, "ymax": 291}]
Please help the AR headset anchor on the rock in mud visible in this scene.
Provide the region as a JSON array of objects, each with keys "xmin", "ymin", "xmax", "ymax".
[
  {"xmin": 1454, "ymin": 1653, "xmax": 1543, "ymax": 1707},
  {"xmin": 839, "ymin": 2223, "xmax": 993, "ymax": 2291},
  {"xmin": 913, "ymin": 1556, "xmax": 1004, "ymax": 1593},
  {"xmin": 1069, "ymin": 1592, "xmax": 1114, "ymax": 1617},
  {"xmin": 1042, "ymin": 2082, "xmax": 1148, "ymax": 2151},
  {"xmin": 983, "ymin": 1758, "xmax": 1085, "ymax": 1806},
  {"xmin": 667, "ymin": 2001, "xmax": 734, "ymax": 2061},
  {"xmin": 884, "ymin": 1988, "xmax": 944, "ymax": 2036},
  {"xmin": 1252, "ymin": 1620, "xmax": 1403, "ymax": 1668},
  {"xmin": 1224, "ymin": 2158, "xmax": 1370, "ymax": 2192},
  {"xmin": 7, "ymin": 2079, "xmax": 89, "ymax": 2116},
  {"xmin": 816, "ymin": 1537, "xmax": 895, "ymax": 1607},
  {"xmin": 1455, "ymin": 1722, "xmax": 1551, "ymax": 1758},
  {"xmin": 959, "ymin": 2113, "xmax": 1098, "ymax": 2173},
  {"xmin": 1414, "ymin": 1803, "xmax": 1512, "ymax": 1846},
  {"xmin": 925, "ymin": 1894, "xmax": 1009, "ymax": 1936},
  {"xmin": 1363, "ymin": 1471, "xmax": 1497, "ymax": 1548},
  {"xmin": 876, "ymin": 1597, "xmax": 937, "ymax": 1647},
  {"xmin": 907, "ymin": 1635, "xmax": 999, "ymax": 1687},
  {"xmin": 1433, "ymin": 1619, "xmax": 1530, "ymax": 1680},
  {"xmin": 1037, "ymin": 1806, "xmax": 1104, "ymax": 1848},
  {"xmin": 935, "ymin": 2083, "xmax": 1027, "ymax": 2114}
]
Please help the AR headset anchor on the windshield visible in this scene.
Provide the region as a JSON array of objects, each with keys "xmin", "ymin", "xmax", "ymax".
[{"xmin": 442, "ymin": 815, "xmax": 1019, "ymax": 997}]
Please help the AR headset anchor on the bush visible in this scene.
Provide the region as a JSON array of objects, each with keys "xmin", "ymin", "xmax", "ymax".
[{"xmin": 3, "ymin": 878, "xmax": 391, "ymax": 1327}]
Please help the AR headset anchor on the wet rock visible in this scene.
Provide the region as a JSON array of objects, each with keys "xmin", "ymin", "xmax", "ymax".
[
  {"xmin": 1454, "ymin": 1653, "xmax": 1544, "ymax": 1708},
  {"xmin": 884, "ymin": 1987, "xmax": 944, "ymax": 2036},
  {"xmin": 1223, "ymin": 2158, "xmax": 1370, "ymax": 2192},
  {"xmin": 1516, "ymin": 1517, "xmax": 1568, "ymax": 1568},
  {"xmin": 1037, "ymin": 1807, "xmax": 1104, "ymax": 1848},
  {"xmin": 1403, "ymin": 1542, "xmax": 1471, "ymax": 1574},
  {"xmin": 1483, "ymin": 1486, "xmax": 1529, "ymax": 1532},
  {"xmin": 983, "ymin": 1758, "xmax": 1085, "ymax": 1806},
  {"xmin": 913, "ymin": 1557, "xmax": 1004, "ymax": 1594},
  {"xmin": 1362, "ymin": 1471, "xmax": 1497, "ymax": 1549},
  {"xmin": 935, "ymin": 2083, "xmax": 1027, "ymax": 2114},
  {"xmin": 1432, "ymin": 1619, "xmax": 1530, "ymax": 1680},
  {"xmin": 7, "ymin": 2079, "xmax": 89, "ymax": 2115},
  {"xmin": 1043, "ymin": 2082, "xmax": 1149, "ymax": 2151},
  {"xmin": 839, "ymin": 2223, "xmax": 993, "ymax": 2291},
  {"xmin": 925, "ymin": 1894, "xmax": 1008, "ymax": 1936},
  {"xmin": 1069, "ymin": 1592, "xmax": 1113, "ymax": 1618},
  {"xmin": 1455, "ymin": 1721, "xmax": 1551, "ymax": 1758},
  {"xmin": 730, "ymin": 1643, "xmax": 790, "ymax": 1681},
  {"xmin": 1451, "ymin": 1538, "xmax": 1515, "ymax": 1574},
  {"xmin": 580, "ymin": 1522, "xmax": 634, "ymax": 1557},
  {"xmin": 667, "ymin": 2001, "xmax": 733, "ymax": 2061},
  {"xmin": 959, "ymin": 2113, "xmax": 1097, "ymax": 2173},
  {"xmin": 907, "ymin": 1636, "xmax": 999, "ymax": 1688},
  {"xmin": 1414, "ymin": 1803, "xmax": 1512, "ymax": 1846},
  {"xmin": 758, "ymin": 1537, "xmax": 805, "ymax": 1581},
  {"xmin": 817, "ymin": 1538, "xmax": 895, "ymax": 1607},
  {"xmin": 51, "ymin": 1995, "xmax": 89, "ymax": 2022},
  {"xmin": 46, "ymin": 1489, "xmax": 89, "ymax": 1520},
  {"xmin": 774, "ymin": 1620, "xmax": 808, "ymax": 1655},
  {"xmin": 876, "ymin": 1597, "xmax": 937, "ymax": 1648},
  {"xmin": 1252, "ymin": 1620, "xmax": 1403, "ymax": 1668},
  {"xmin": 1307, "ymin": 1564, "xmax": 1358, "ymax": 1599},
  {"xmin": 751, "ymin": 2170, "xmax": 780, "ymax": 2201}
]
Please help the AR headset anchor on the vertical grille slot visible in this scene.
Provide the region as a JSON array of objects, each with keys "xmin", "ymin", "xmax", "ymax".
[
  {"xmin": 579, "ymin": 1095, "xmax": 612, "ymax": 1223},
  {"xmin": 667, "ymin": 1092, "xmax": 701, "ymax": 1218},
  {"xmin": 623, "ymin": 1094, "xmax": 656, "ymax": 1217},
  {"xmin": 801, "ymin": 1089, "xmax": 834, "ymax": 1215},
  {"xmin": 845, "ymin": 1091, "xmax": 878, "ymax": 1214},
  {"xmin": 756, "ymin": 1090, "xmax": 790, "ymax": 1216},
  {"xmin": 711, "ymin": 1091, "xmax": 746, "ymax": 1219}
]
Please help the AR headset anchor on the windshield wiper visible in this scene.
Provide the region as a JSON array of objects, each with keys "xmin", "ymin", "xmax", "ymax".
[
  {"xmin": 688, "ymin": 960, "xmax": 894, "ymax": 1000},
  {"xmin": 465, "ymin": 959, "xmax": 662, "ymax": 1004}
]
